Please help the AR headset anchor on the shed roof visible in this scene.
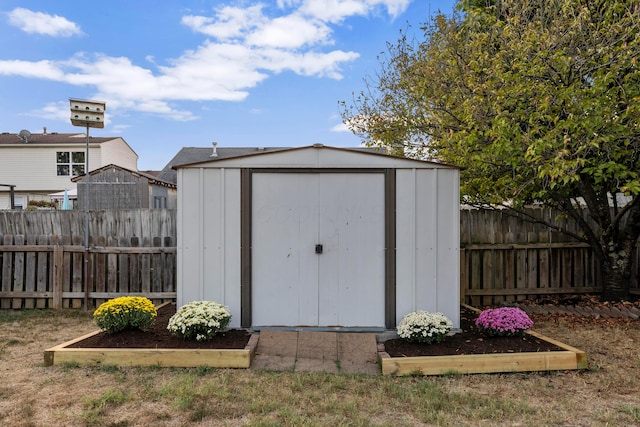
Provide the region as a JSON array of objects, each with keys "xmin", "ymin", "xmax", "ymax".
[
  {"xmin": 157, "ymin": 146, "xmax": 288, "ymax": 184},
  {"xmin": 174, "ymin": 144, "xmax": 458, "ymax": 170}
]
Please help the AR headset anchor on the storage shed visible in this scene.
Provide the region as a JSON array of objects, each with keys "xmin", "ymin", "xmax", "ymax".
[
  {"xmin": 176, "ymin": 145, "xmax": 460, "ymax": 330},
  {"xmin": 72, "ymin": 164, "xmax": 177, "ymax": 209}
]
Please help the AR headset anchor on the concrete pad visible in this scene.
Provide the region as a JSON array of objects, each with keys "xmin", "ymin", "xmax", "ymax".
[
  {"xmin": 337, "ymin": 333, "xmax": 379, "ymax": 375},
  {"xmin": 250, "ymin": 330, "xmax": 381, "ymax": 375},
  {"xmin": 255, "ymin": 330, "xmax": 298, "ymax": 357},
  {"xmin": 297, "ymin": 331, "xmax": 337, "ymax": 360},
  {"xmin": 251, "ymin": 354, "xmax": 296, "ymax": 371}
]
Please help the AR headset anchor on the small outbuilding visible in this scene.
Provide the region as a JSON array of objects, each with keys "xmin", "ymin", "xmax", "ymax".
[
  {"xmin": 72, "ymin": 164, "xmax": 177, "ymax": 209},
  {"xmin": 176, "ymin": 145, "xmax": 460, "ymax": 330}
]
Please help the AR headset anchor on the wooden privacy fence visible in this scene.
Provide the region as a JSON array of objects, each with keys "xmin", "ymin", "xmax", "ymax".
[
  {"xmin": 0, "ymin": 234, "xmax": 176, "ymax": 309},
  {"xmin": 0, "ymin": 208, "xmax": 638, "ymax": 309},
  {"xmin": 0, "ymin": 209, "xmax": 177, "ymax": 309},
  {"xmin": 460, "ymin": 208, "xmax": 640, "ymax": 307}
]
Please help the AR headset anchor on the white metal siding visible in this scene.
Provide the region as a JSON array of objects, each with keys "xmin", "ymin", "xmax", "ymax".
[
  {"xmin": 252, "ymin": 173, "xmax": 385, "ymax": 327},
  {"xmin": 177, "ymin": 168, "xmax": 203, "ymax": 306},
  {"xmin": 395, "ymin": 168, "xmax": 460, "ymax": 328},
  {"xmin": 436, "ymin": 169, "xmax": 460, "ymax": 324},
  {"xmin": 177, "ymin": 168, "xmax": 242, "ymax": 327},
  {"xmin": 201, "ymin": 168, "xmax": 242, "ymax": 327}
]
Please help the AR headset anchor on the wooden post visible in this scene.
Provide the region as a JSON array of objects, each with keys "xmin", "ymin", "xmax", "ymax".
[
  {"xmin": 1, "ymin": 234, "xmax": 13, "ymax": 309},
  {"xmin": 12, "ymin": 235, "xmax": 24, "ymax": 308},
  {"xmin": 36, "ymin": 235, "xmax": 49, "ymax": 308},
  {"xmin": 52, "ymin": 244, "xmax": 63, "ymax": 309}
]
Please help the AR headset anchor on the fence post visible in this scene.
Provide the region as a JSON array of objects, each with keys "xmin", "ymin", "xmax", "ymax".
[
  {"xmin": 52, "ymin": 245, "xmax": 63, "ymax": 309},
  {"xmin": 1, "ymin": 234, "xmax": 13, "ymax": 309}
]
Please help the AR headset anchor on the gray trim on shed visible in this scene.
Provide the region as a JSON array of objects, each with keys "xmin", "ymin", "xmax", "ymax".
[{"xmin": 239, "ymin": 167, "xmax": 397, "ymax": 329}]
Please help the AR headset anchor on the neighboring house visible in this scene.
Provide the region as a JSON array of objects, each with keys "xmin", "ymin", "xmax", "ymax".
[
  {"xmin": 0, "ymin": 130, "xmax": 138, "ymax": 209},
  {"xmin": 71, "ymin": 164, "xmax": 176, "ymax": 209}
]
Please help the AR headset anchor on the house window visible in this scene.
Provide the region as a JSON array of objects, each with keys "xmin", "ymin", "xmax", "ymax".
[
  {"xmin": 14, "ymin": 196, "xmax": 23, "ymax": 210},
  {"xmin": 56, "ymin": 151, "xmax": 85, "ymax": 176},
  {"xmin": 153, "ymin": 196, "xmax": 167, "ymax": 209}
]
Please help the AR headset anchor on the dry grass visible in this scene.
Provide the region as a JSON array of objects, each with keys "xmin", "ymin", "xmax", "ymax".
[{"xmin": 0, "ymin": 309, "xmax": 639, "ymax": 426}]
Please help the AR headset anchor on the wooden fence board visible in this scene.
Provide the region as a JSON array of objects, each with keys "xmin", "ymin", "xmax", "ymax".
[
  {"xmin": 24, "ymin": 235, "xmax": 37, "ymax": 309},
  {"xmin": 2, "ymin": 235, "xmax": 12, "ymax": 308},
  {"xmin": 61, "ymin": 235, "xmax": 71, "ymax": 308},
  {"xmin": 36, "ymin": 235, "xmax": 49, "ymax": 308},
  {"xmin": 94, "ymin": 236, "xmax": 106, "ymax": 306},
  {"xmin": 118, "ymin": 236, "xmax": 130, "ymax": 295},
  {"xmin": 12, "ymin": 235, "xmax": 24, "ymax": 308},
  {"xmin": 130, "ymin": 237, "xmax": 140, "ymax": 293},
  {"xmin": 538, "ymin": 248, "xmax": 550, "ymax": 291},
  {"xmin": 470, "ymin": 251, "xmax": 482, "ymax": 307},
  {"xmin": 140, "ymin": 237, "xmax": 151, "ymax": 295},
  {"xmin": 164, "ymin": 236, "xmax": 175, "ymax": 293},
  {"xmin": 504, "ymin": 250, "xmax": 516, "ymax": 304},
  {"xmin": 152, "ymin": 236, "xmax": 163, "ymax": 295},
  {"xmin": 107, "ymin": 237, "xmax": 118, "ymax": 295},
  {"xmin": 71, "ymin": 235, "xmax": 83, "ymax": 309}
]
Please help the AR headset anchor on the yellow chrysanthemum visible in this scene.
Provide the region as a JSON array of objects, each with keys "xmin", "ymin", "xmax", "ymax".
[{"xmin": 94, "ymin": 296, "xmax": 157, "ymax": 333}]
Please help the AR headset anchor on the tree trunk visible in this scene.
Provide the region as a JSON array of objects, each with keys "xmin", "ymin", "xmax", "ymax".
[{"xmin": 599, "ymin": 238, "xmax": 635, "ymax": 301}]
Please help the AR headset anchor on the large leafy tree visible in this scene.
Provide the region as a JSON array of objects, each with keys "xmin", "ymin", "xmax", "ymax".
[{"xmin": 342, "ymin": 0, "xmax": 640, "ymax": 300}]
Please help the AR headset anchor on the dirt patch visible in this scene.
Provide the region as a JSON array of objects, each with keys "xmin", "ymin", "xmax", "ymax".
[
  {"xmin": 384, "ymin": 307, "xmax": 561, "ymax": 357},
  {"xmin": 67, "ymin": 303, "xmax": 250, "ymax": 349}
]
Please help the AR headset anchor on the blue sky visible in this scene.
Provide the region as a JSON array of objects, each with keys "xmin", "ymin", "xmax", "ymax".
[{"xmin": 0, "ymin": 0, "xmax": 456, "ymax": 170}]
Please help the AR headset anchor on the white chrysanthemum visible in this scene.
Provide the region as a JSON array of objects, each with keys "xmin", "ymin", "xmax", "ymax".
[
  {"xmin": 167, "ymin": 301, "xmax": 232, "ymax": 341},
  {"xmin": 397, "ymin": 311, "xmax": 452, "ymax": 344}
]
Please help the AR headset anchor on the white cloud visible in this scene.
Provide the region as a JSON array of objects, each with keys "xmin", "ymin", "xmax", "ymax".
[
  {"xmin": 0, "ymin": 1, "xmax": 407, "ymax": 122},
  {"xmin": 0, "ymin": 59, "xmax": 66, "ymax": 79},
  {"xmin": 245, "ymin": 14, "xmax": 332, "ymax": 49},
  {"xmin": 35, "ymin": 101, "xmax": 73, "ymax": 122},
  {"xmin": 255, "ymin": 48, "xmax": 359, "ymax": 79},
  {"xmin": 181, "ymin": 5, "xmax": 266, "ymax": 40},
  {"xmin": 297, "ymin": 0, "xmax": 411, "ymax": 22},
  {"xmin": 331, "ymin": 122, "xmax": 350, "ymax": 132},
  {"xmin": 7, "ymin": 8, "xmax": 83, "ymax": 37}
]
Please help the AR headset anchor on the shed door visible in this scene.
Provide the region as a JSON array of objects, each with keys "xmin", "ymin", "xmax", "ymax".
[{"xmin": 252, "ymin": 173, "xmax": 385, "ymax": 327}]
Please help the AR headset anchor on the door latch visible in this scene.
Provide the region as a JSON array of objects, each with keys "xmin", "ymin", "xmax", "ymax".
[{"xmin": 315, "ymin": 244, "xmax": 323, "ymax": 254}]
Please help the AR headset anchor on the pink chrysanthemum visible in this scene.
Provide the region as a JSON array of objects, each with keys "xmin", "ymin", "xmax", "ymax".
[{"xmin": 475, "ymin": 307, "xmax": 533, "ymax": 337}]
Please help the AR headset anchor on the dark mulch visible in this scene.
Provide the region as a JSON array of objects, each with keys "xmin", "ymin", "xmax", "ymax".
[
  {"xmin": 384, "ymin": 307, "xmax": 562, "ymax": 357},
  {"xmin": 69, "ymin": 304, "xmax": 562, "ymax": 357},
  {"xmin": 67, "ymin": 303, "xmax": 251, "ymax": 349}
]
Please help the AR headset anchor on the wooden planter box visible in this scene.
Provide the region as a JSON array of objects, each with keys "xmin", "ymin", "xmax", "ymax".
[
  {"xmin": 380, "ymin": 330, "xmax": 587, "ymax": 376},
  {"xmin": 44, "ymin": 332, "xmax": 259, "ymax": 368}
]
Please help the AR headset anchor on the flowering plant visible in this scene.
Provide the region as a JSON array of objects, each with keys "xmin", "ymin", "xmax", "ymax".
[
  {"xmin": 93, "ymin": 296, "xmax": 157, "ymax": 333},
  {"xmin": 397, "ymin": 311, "xmax": 453, "ymax": 344},
  {"xmin": 475, "ymin": 307, "xmax": 533, "ymax": 337},
  {"xmin": 167, "ymin": 301, "xmax": 232, "ymax": 341}
]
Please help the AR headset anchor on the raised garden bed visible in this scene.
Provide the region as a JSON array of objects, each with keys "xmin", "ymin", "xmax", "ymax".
[
  {"xmin": 44, "ymin": 303, "xmax": 258, "ymax": 368},
  {"xmin": 379, "ymin": 305, "xmax": 587, "ymax": 376}
]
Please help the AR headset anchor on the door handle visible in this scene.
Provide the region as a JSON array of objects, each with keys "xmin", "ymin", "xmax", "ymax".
[{"xmin": 315, "ymin": 244, "xmax": 323, "ymax": 254}]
